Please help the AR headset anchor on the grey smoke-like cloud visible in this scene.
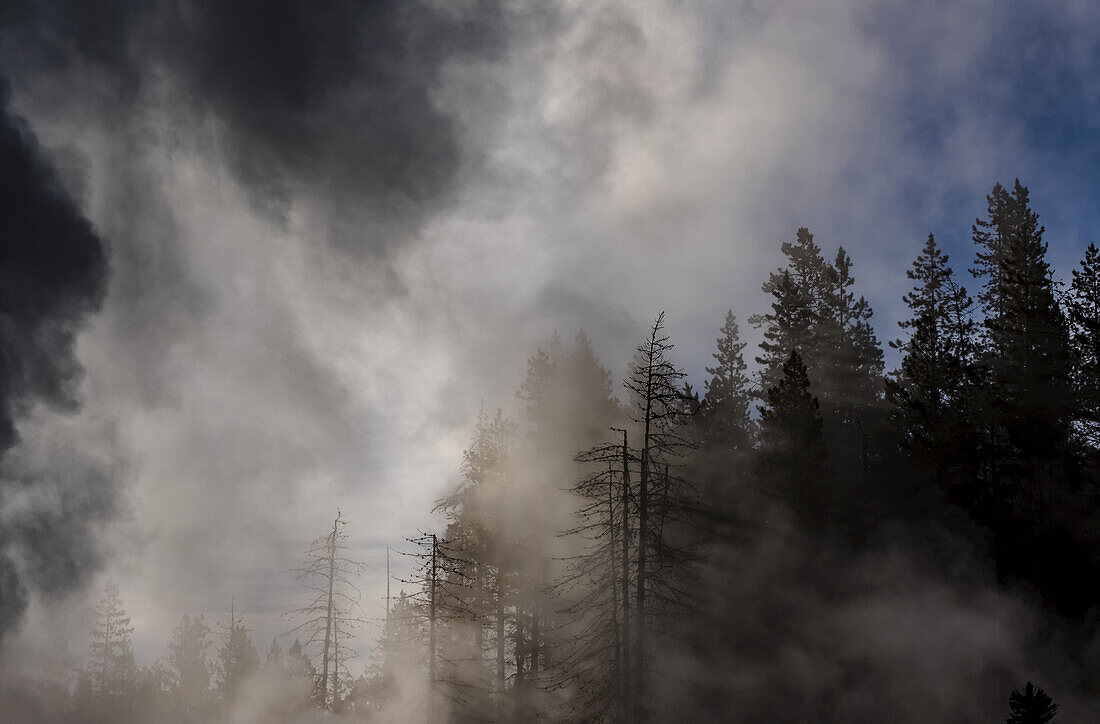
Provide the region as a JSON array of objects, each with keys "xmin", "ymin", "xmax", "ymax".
[
  {"xmin": 1, "ymin": 0, "xmax": 509, "ymax": 249},
  {"xmin": 0, "ymin": 5, "xmax": 1098, "ymax": 720},
  {"xmin": 0, "ymin": 77, "xmax": 109, "ymax": 641}
]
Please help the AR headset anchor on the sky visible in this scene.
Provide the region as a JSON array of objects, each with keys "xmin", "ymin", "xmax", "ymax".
[{"xmin": 1, "ymin": 0, "xmax": 1100, "ymax": 675}]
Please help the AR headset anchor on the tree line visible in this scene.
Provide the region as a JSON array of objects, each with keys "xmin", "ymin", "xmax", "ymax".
[
  {"xmin": 367, "ymin": 179, "xmax": 1095, "ymax": 721},
  {"xmin": 35, "ymin": 179, "xmax": 1098, "ymax": 722}
]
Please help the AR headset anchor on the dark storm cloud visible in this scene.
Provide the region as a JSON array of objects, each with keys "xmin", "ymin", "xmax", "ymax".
[
  {"xmin": 2, "ymin": 0, "xmax": 508, "ymax": 247},
  {"xmin": 0, "ymin": 77, "xmax": 109, "ymax": 641}
]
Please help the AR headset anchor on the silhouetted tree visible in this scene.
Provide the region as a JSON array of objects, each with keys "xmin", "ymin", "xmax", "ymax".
[
  {"xmin": 971, "ymin": 180, "xmax": 1072, "ymax": 520},
  {"xmin": 701, "ymin": 310, "xmax": 754, "ymax": 452},
  {"xmin": 757, "ymin": 350, "xmax": 829, "ymax": 527},
  {"xmin": 622, "ymin": 312, "xmax": 697, "ymax": 720},
  {"xmin": 750, "ymin": 228, "xmax": 824, "ymax": 392},
  {"xmin": 1067, "ymin": 242, "xmax": 1100, "ymax": 448},
  {"xmin": 552, "ymin": 455, "xmax": 629, "ymax": 722},
  {"xmin": 1007, "ymin": 682, "xmax": 1058, "ymax": 723},
  {"xmin": 888, "ymin": 234, "xmax": 978, "ymax": 502}
]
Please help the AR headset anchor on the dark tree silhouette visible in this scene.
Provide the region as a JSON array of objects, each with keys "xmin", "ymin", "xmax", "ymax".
[
  {"xmin": 887, "ymin": 234, "xmax": 978, "ymax": 503},
  {"xmin": 1006, "ymin": 682, "xmax": 1058, "ymax": 724},
  {"xmin": 757, "ymin": 350, "xmax": 828, "ymax": 527},
  {"xmin": 1067, "ymin": 242, "xmax": 1100, "ymax": 448}
]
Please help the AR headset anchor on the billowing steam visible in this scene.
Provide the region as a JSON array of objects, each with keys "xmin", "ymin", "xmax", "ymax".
[{"xmin": 0, "ymin": 77, "xmax": 108, "ymax": 641}]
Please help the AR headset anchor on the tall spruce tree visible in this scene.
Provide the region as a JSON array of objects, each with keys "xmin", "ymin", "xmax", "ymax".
[
  {"xmin": 757, "ymin": 350, "xmax": 829, "ymax": 527},
  {"xmin": 1006, "ymin": 682, "xmax": 1058, "ymax": 724},
  {"xmin": 1067, "ymin": 242, "xmax": 1100, "ymax": 448},
  {"xmin": 888, "ymin": 234, "xmax": 977, "ymax": 498},
  {"xmin": 434, "ymin": 408, "xmax": 512, "ymax": 721},
  {"xmin": 702, "ymin": 310, "xmax": 754, "ymax": 451},
  {"xmin": 971, "ymin": 180, "xmax": 1072, "ymax": 513},
  {"xmin": 87, "ymin": 579, "xmax": 136, "ymax": 719},
  {"xmin": 164, "ymin": 614, "xmax": 212, "ymax": 716},
  {"xmin": 215, "ymin": 603, "xmax": 258, "ymax": 705},
  {"xmin": 750, "ymin": 229, "xmax": 824, "ymax": 393},
  {"xmin": 752, "ymin": 231, "xmax": 884, "ymax": 533},
  {"xmin": 970, "ymin": 181, "xmax": 1086, "ymax": 612},
  {"xmin": 817, "ymin": 246, "xmax": 884, "ymax": 418},
  {"xmin": 514, "ymin": 330, "xmax": 619, "ymax": 716}
]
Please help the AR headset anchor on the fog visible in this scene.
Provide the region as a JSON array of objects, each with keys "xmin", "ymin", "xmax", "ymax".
[{"xmin": 2, "ymin": 1, "xmax": 1100, "ymax": 722}]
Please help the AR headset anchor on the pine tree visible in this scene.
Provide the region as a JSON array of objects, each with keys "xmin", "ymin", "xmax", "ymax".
[
  {"xmin": 514, "ymin": 329, "xmax": 620, "ymax": 715},
  {"xmin": 88, "ymin": 580, "xmax": 136, "ymax": 703},
  {"xmin": 750, "ymin": 230, "xmax": 820, "ymax": 394},
  {"xmin": 215, "ymin": 601, "xmax": 258, "ymax": 704},
  {"xmin": 887, "ymin": 234, "xmax": 977, "ymax": 496},
  {"xmin": 433, "ymin": 409, "xmax": 511, "ymax": 720},
  {"xmin": 165, "ymin": 614, "xmax": 212, "ymax": 714},
  {"xmin": 384, "ymin": 591, "xmax": 428, "ymax": 698},
  {"xmin": 284, "ymin": 638, "xmax": 317, "ymax": 688},
  {"xmin": 702, "ymin": 310, "xmax": 754, "ymax": 451},
  {"xmin": 1066, "ymin": 242, "xmax": 1100, "ymax": 448},
  {"xmin": 968, "ymin": 181, "xmax": 1088, "ymax": 613},
  {"xmin": 1006, "ymin": 682, "xmax": 1058, "ymax": 723},
  {"xmin": 971, "ymin": 180, "xmax": 1072, "ymax": 513},
  {"xmin": 750, "ymin": 232, "xmax": 885, "ymax": 527},
  {"xmin": 817, "ymin": 245, "xmax": 884, "ymax": 419},
  {"xmin": 757, "ymin": 350, "xmax": 829, "ymax": 527}
]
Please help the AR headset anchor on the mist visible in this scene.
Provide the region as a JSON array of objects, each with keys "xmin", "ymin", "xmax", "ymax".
[{"xmin": 2, "ymin": 0, "xmax": 1100, "ymax": 722}]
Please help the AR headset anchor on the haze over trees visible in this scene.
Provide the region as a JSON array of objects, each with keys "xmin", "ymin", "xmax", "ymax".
[{"xmin": 9, "ymin": 179, "xmax": 1099, "ymax": 722}]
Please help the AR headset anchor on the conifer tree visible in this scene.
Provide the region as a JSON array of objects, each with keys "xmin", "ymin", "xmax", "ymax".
[
  {"xmin": 751, "ymin": 232, "xmax": 885, "ymax": 512},
  {"xmin": 702, "ymin": 310, "xmax": 754, "ymax": 451},
  {"xmin": 286, "ymin": 639, "xmax": 316, "ymax": 681},
  {"xmin": 215, "ymin": 602, "xmax": 258, "ymax": 704},
  {"xmin": 969, "ymin": 181, "xmax": 1084, "ymax": 611},
  {"xmin": 971, "ymin": 180, "xmax": 1072, "ymax": 514},
  {"xmin": 888, "ymin": 234, "xmax": 977, "ymax": 495},
  {"xmin": 88, "ymin": 580, "xmax": 136, "ymax": 705},
  {"xmin": 818, "ymin": 245, "xmax": 884, "ymax": 420},
  {"xmin": 433, "ymin": 408, "xmax": 511, "ymax": 720},
  {"xmin": 1067, "ymin": 242, "xmax": 1100, "ymax": 448},
  {"xmin": 1006, "ymin": 682, "xmax": 1058, "ymax": 723},
  {"xmin": 750, "ymin": 229, "xmax": 823, "ymax": 393},
  {"xmin": 518, "ymin": 331, "xmax": 619, "ymax": 706},
  {"xmin": 165, "ymin": 614, "xmax": 211, "ymax": 714},
  {"xmin": 757, "ymin": 350, "xmax": 829, "ymax": 526}
]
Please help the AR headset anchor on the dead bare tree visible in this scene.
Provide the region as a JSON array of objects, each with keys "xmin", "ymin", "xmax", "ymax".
[
  {"xmin": 550, "ymin": 444, "xmax": 633, "ymax": 723},
  {"xmin": 286, "ymin": 511, "xmax": 366, "ymax": 710},
  {"xmin": 396, "ymin": 530, "xmax": 478, "ymax": 720}
]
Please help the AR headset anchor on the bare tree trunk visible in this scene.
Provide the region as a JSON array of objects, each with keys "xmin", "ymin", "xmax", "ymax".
[
  {"xmin": 620, "ymin": 429, "xmax": 632, "ymax": 714},
  {"xmin": 608, "ymin": 468, "xmax": 622, "ymax": 714},
  {"xmin": 531, "ymin": 611, "xmax": 540, "ymax": 680},
  {"xmin": 515, "ymin": 609, "xmax": 525, "ymax": 687},
  {"xmin": 320, "ymin": 517, "xmax": 337, "ymax": 707},
  {"xmin": 635, "ymin": 352, "xmax": 655, "ymax": 719},
  {"xmin": 429, "ymin": 534, "xmax": 438, "ymax": 690},
  {"xmin": 496, "ymin": 567, "xmax": 505, "ymax": 692}
]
